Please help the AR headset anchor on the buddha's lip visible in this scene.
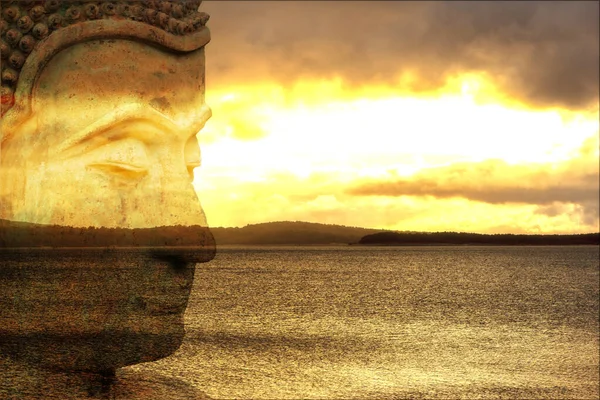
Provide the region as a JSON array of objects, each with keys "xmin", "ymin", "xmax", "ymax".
[{"xmin": 142, "ymin": 297, "xmax": 189, "ymax": 316}]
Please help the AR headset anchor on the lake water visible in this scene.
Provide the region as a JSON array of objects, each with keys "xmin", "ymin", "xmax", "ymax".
[{"xmin": 130, "ymin": 245, "xmax": 599, "ymax": 399}]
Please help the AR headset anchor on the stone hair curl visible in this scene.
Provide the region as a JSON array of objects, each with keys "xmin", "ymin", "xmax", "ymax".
[{"xmin": 1, "ymin": 0, "xmax": 209, "ymax": 117}]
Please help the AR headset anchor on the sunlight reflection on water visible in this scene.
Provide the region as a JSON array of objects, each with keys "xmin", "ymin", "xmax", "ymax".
[{"xmin": 129, "ymin": 245, "xmax": 599, "ymax": 399}]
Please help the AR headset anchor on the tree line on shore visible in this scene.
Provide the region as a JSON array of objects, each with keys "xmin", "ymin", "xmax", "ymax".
[
  {"xmin": 358, "ymin": 231, "xmax": 599, "ymax": 246},
  {"xmin": 0, "ymin": 219, "xmax": 214, "ymax": 248},
  {"xmin": 1, "ymin": 219, "xmax": 598, "ymax": 247}
]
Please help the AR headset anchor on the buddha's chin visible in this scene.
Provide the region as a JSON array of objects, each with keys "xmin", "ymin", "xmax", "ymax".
[
  {"xmin": 0, "ymin": 323, "xmax": 186, "ymax": 373},
  {"xmin": 0, "ymin": 251, "xmax": 198, "ymax": 373}
]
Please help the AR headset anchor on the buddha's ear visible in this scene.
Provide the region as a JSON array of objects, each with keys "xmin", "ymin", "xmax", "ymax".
[
  {"xmin": 1, "ymin": 112, "xmax": 38, "ymax": 157},
  {"xmin": 0, "ymin": 113, "xmax": 38, "ymax": 219}
]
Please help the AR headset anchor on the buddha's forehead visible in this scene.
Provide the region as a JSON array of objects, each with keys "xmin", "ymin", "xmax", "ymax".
[{"xmin": 32, "ymin": 39, "xmax": 206, "ymax": 138}]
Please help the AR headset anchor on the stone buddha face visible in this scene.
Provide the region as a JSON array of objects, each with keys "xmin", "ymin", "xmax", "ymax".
[
  {"xmin": 1, "ymin": 38, "xmax": 210, "ymax": 228},
  {"xmin": 0, "ymin": 0, "xmax": 216, "ymax": 381}
]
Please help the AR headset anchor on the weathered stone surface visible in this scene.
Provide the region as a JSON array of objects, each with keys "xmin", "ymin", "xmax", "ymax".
[
  {"xmin": 0, "ymin": 0, "xmax": 215, "ymax": 397},
  {"xmin": 2, "ymin": 38, "xmax": 211, "ymax": 227}
]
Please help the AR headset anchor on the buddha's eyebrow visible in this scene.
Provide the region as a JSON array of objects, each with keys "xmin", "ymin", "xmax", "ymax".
[{"xmin": 55, "ymin": 104, "xmax": 211, "ymax": 156}]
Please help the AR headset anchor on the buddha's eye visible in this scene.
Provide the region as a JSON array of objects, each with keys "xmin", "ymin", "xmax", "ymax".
[
  {"xmin": 83, "ymin": 138, "xmax": 150, "ymax": 182},
  {"xmin": 88, "ymin": 161, "xmax": 149, "ymax": 180}
]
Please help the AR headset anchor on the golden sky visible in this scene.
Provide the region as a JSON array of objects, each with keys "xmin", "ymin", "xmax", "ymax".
[{"xmin": 194, "ymin": 1, "xmax": 599, "ymax": 234}]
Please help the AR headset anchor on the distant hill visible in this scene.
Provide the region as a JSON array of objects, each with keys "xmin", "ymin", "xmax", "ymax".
[
  {"xmin": 0, "ymin": 219, "xmax": 382, "ymax": 247},
  {"xmin": 210, "ymin": 221, "xmax": 384, "ymax": 245},
  {"xmin": 358, "ymin": 231, "xmax": 600, "ymax": 246}
]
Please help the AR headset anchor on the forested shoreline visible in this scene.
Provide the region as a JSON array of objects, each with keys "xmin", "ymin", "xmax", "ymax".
[
  {"xmin": 1, "ymin": 219, "xmax": 598, "ymax": 247},
  {"xmin": 358, "ymin": 231, "xmax": 599, "ymax": 246},
  {"xmin": 0, "ymin": 219, "xmax": 214, "ymax": 248}
]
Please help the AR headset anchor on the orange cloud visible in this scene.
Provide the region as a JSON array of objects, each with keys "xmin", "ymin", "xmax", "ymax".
[
  {"xmin": 345, "ymin": 135, "xmax": 599, "ymax": 229},
  {"xmin": 347, "ymin": 159, "xmax": 598, "ymax": 205},
  {"xmin": 195, "ymin": 161, "xmax": 598, "ymax": 234}
]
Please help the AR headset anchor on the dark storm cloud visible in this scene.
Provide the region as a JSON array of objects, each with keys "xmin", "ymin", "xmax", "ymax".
[{"xmin": 201, "ymin": 1, "xmax": 599, "ymax": 110}]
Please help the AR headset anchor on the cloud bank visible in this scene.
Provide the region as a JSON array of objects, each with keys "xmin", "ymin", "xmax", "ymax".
[{"xmin": 202, "ymin": 1, "xmax": 599, "ymax": 110}]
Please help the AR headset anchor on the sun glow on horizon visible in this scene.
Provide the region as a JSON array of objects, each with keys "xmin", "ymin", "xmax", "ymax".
[{"xmin": 195, "ymin": 75, "xmax": 599, "ymax": 233}]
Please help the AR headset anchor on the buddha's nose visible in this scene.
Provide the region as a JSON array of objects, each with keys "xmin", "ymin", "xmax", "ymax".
[
  {"xmin": 132, "ymin": 162, "xmax": 208, "ymax": 228},
  {"xmin": 158, "ymin": 173, "xmax": 208, "ymax": 227}
]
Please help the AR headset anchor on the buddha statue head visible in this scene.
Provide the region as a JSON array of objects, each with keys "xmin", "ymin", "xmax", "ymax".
[{"xmin": 0, "ymin": 0, "xmax": 216, "ymax": 390}]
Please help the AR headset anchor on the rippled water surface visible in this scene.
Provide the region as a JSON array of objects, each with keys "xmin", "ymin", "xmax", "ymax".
[{"xmin": 130, "ymin": 245, "xmax": 599, "ymax": 399}]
